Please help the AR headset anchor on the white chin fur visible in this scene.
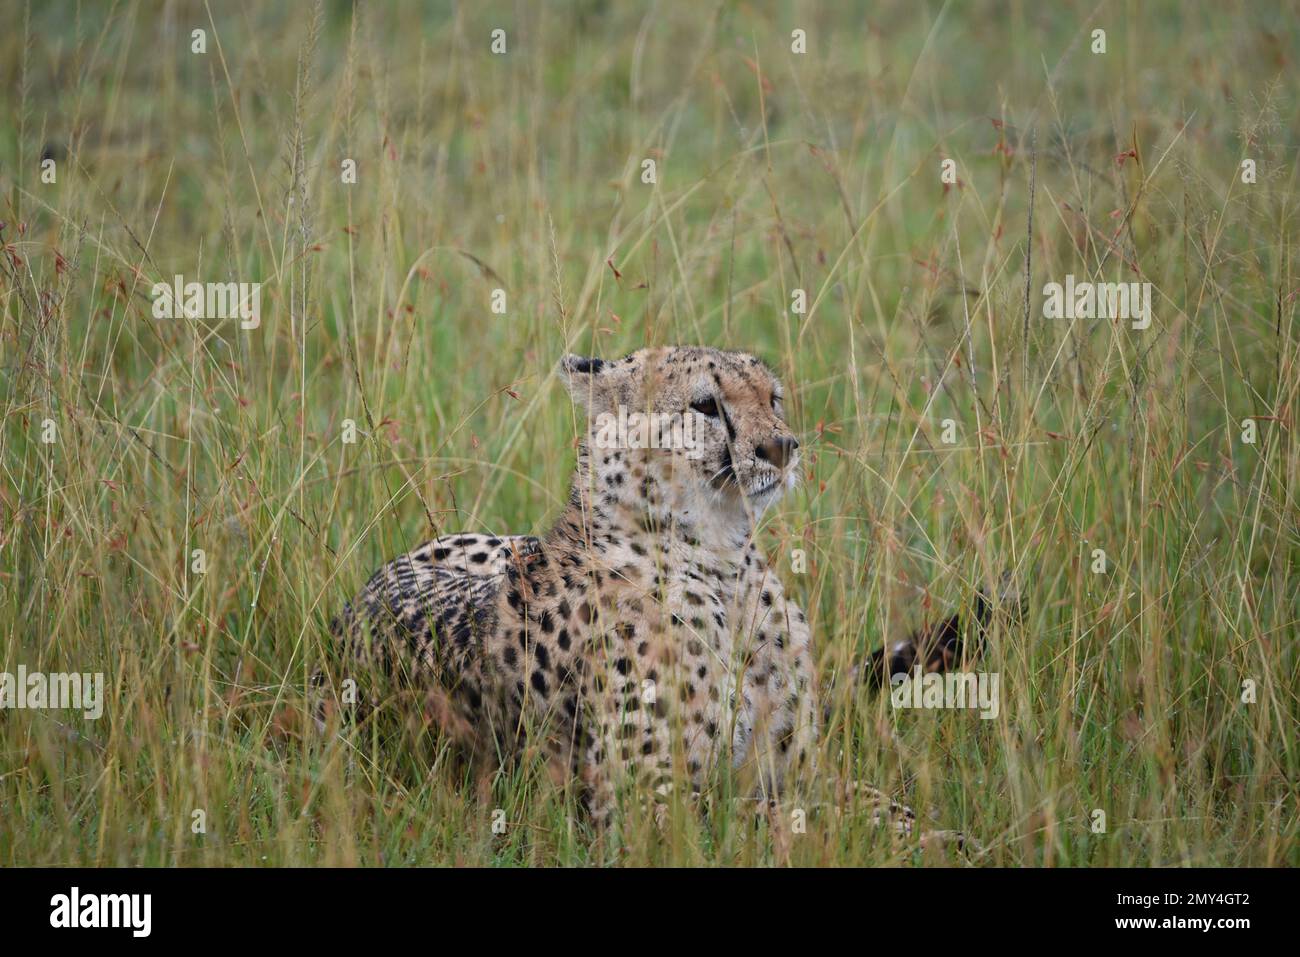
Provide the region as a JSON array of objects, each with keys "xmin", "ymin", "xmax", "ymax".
[
  {"xmin": 745, "ymin": 473, "xmax": 795, "ymax": 512},
  {"xmin": 748, "ymin": 456, "xmax": 800, "ymax": 503}
]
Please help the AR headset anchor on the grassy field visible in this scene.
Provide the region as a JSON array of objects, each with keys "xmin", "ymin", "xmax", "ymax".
[{"xmin": 1, "ymin": 0, "xmax": 1297, "ymax": 867}]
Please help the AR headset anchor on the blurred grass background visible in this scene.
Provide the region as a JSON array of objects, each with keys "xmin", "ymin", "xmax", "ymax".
[{"xmin": 0, "ymin": 0, "xmax": 1297, "ymax": 865}]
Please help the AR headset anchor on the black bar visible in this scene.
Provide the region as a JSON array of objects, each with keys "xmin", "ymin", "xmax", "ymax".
[{"xmin": 0, "ymin": 867, "xmax": 1277, "ymax": 943}]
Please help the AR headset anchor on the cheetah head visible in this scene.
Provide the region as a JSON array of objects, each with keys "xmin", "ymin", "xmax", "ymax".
[{"xmin": 561, "ymin": 346, "xmax": 801, "ymax": 522}]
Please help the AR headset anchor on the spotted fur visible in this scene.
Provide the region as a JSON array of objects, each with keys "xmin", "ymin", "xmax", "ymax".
[{"xmin": 329, "ymin": 346, "xmax": 816, "ymax": 829}]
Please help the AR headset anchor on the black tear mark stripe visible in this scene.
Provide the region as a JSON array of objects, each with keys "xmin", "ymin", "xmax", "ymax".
[
  {"xmin": 708, "ymin": 372, "xmax": 737, "ymax": 441},
  {"xmin": 714, "ymin": 446, "xmax": 734, "ymax": 488},
  {"xmin": 719, "ymin": 402, "xmax": 736, "ymax": 441}
]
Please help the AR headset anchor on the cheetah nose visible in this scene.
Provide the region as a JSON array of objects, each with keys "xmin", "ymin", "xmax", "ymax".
[{"xmin": 756, "ymin": 435, "xmax": 799, "ymax": 469}]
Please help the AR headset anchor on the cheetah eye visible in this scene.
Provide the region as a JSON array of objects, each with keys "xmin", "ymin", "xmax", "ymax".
[{"xmin": 690, "ymin": 397, "xmax": 719, "ymax": 417}]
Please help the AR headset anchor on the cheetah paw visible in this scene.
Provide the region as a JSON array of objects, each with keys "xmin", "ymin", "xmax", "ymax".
[{"xmin": 844, "ymin": 781, "xmax": 984, "ymax": 856}]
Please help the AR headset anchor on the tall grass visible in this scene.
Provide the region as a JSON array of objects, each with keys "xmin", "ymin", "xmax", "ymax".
[{"xmin": 0, "ymin": 0, "xmax": 1296, "ymax": 866}]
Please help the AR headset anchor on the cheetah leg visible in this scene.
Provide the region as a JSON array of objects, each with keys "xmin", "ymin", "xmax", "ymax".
[
  {"xmin": 581, "ymin": 669, "xmax": 680, "ymax": 837},
  {"xmin": 734, "ymin": 644, "xmax": 820, "ymax": 805},
  {"xmin": 580, "ymin": 741, "xmax": 673, "ymax": 837}
]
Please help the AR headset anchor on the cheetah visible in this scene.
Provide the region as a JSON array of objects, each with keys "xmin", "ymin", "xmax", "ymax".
[{"xmin": 328, "ymin": 346, "xmax": 993, "ymax": 839}]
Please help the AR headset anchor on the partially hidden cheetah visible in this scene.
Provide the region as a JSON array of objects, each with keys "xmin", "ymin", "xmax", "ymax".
[{"xmin": 328, "ymin": 346, "xmax": 990, "ymax": 838}]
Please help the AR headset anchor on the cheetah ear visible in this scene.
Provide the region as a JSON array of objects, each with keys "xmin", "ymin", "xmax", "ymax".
[{"xmin": 559, "ymin": 354, "xmax": 612, "ymax": 409}]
